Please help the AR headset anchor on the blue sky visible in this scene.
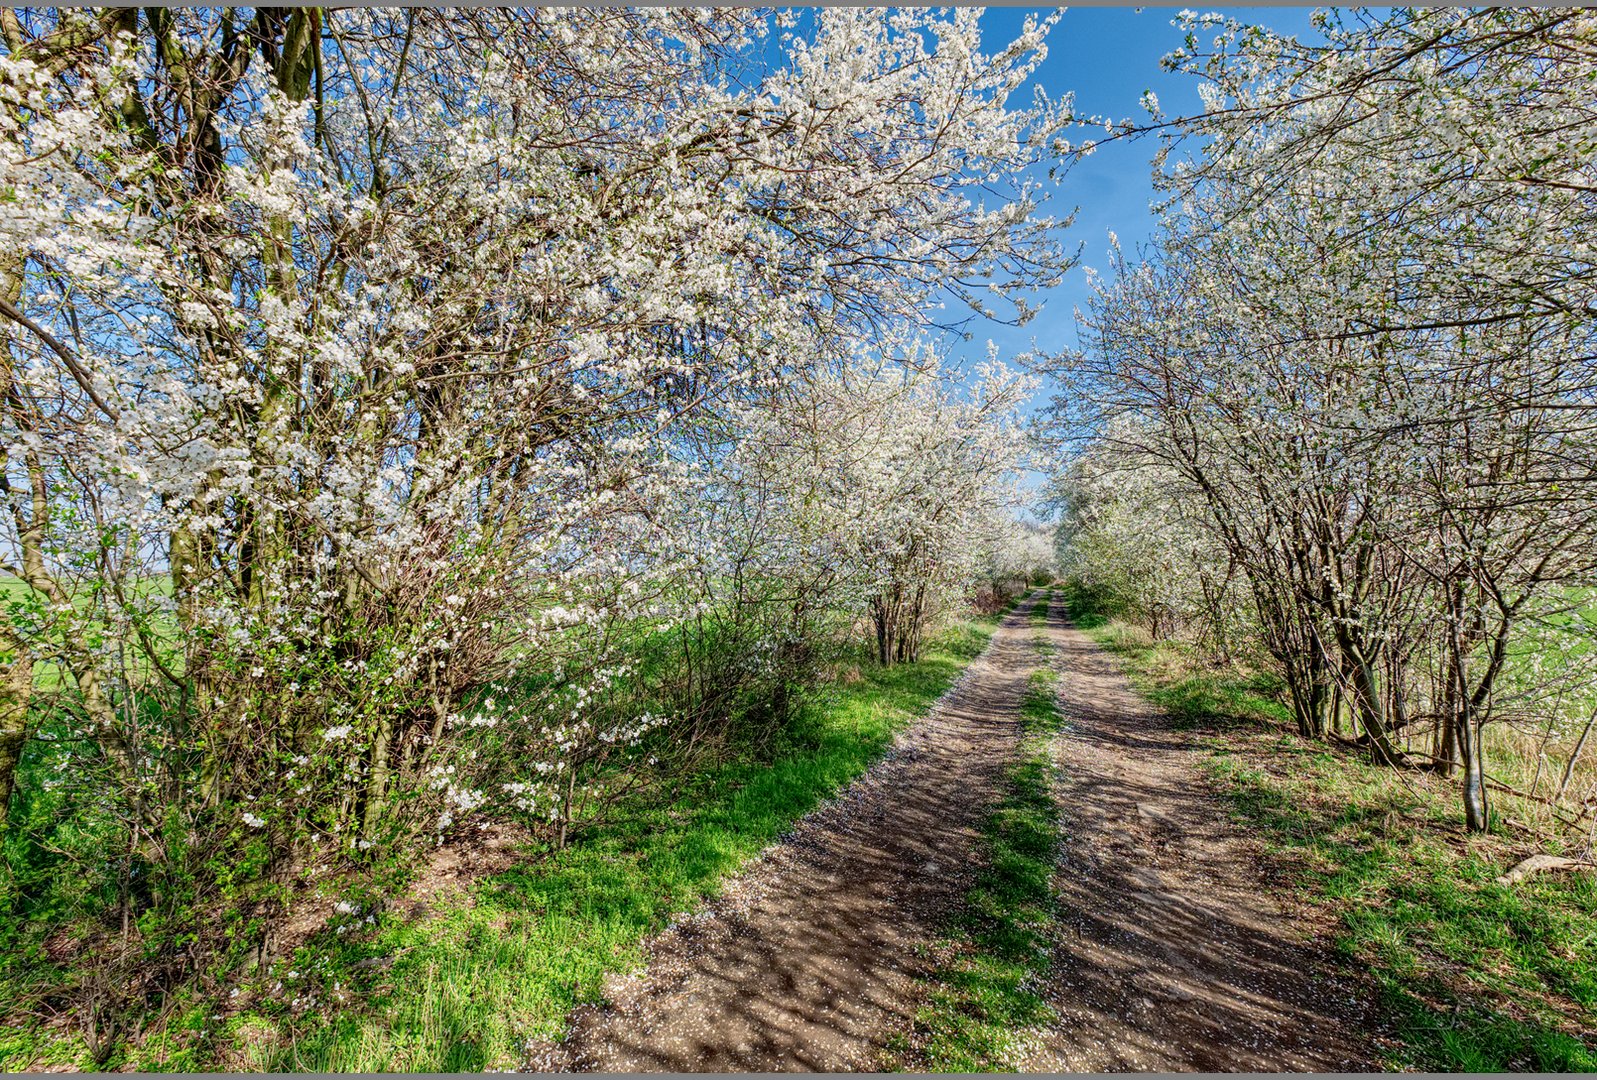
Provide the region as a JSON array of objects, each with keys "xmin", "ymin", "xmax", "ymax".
[
  {"xmin": 932, "ymin": 7, "xmax": 1321, "ymax": 504},
  {"xmin": 950, "ymin": 6, "xmax": 1319, "ymax": 376}
]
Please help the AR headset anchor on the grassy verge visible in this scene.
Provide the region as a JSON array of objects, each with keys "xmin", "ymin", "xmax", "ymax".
[
  {"xmin": 905, "ymin": 594, "xmax": 1067, "ymax": 1071},
  {"xmin": 1060, "ymin": 585, "xmax": 1597, "ymax": 1072},
  {"xmin": 0, "ymin": 616, "xmax": 1002, "ymax": 1072},
  {"xmin": 120, "ymin": 615, "xmax": 998, "ymax": 1073}
]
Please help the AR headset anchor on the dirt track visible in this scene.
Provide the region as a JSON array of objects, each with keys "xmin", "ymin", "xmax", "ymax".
[
  {"xmin": 1026, "ymin": 615, "xmax": 1375, "ymax": 1071},
  {"xmin": 540, "ymin": 596, "xmax": 1042, "ymax": 1071},
  {"xmin": 540, "ymin": 594, "xmax": 1374, "ymax": 1072}
]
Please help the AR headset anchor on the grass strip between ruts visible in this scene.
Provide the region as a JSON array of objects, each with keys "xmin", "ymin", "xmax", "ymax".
[{"xmin": 904, "ymin": 592, "xmax": 1069, "ymax": 1071}]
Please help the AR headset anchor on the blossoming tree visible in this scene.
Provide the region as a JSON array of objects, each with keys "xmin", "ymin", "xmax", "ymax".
[{"xmin": 0, "ymin": 6, "xmax": 1071, "ymax": 993}]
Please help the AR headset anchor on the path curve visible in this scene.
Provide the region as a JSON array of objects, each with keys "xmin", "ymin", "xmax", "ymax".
[{"xmin": 539, "ymin": 595, "xmax": 1044, "ymax": 1072}]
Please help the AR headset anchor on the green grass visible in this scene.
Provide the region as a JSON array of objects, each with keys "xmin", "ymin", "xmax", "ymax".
[
  {"xmin": 1061, "ymin": 584, "xmax": 1597, "ymax": 1073},
  {"xmin": 0, "ymin": 572, "xmax": 180, "ymax": 694},
  {"xmin": 1210, "ymin": 754, "xmax": 1597, "ymax": 1072},
  {"xmin": 909, "ymin": 594, "xmax": 1067, "ymax": 1071},
  {"xmin": 171, "ymin": 617, "xmax": 1001, "ymax": 1073}
]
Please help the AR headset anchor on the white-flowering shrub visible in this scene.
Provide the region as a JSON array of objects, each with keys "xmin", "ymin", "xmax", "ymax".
[
  {"xmin": 1038, "ymin": 8, "xmax": 1597, "ymax": 832},
  {"xmin": 0, "ymin": 8, "xmax": 1070, "ymax": 985}
]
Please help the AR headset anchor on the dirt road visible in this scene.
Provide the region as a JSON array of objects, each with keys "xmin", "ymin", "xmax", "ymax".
[
  {"xmin": 542, "ymin": 595, "xmax": 1374, "ymax": 1072},
  {"xmin": 1027, "ymin": 614, "xmax": 1375, "ymax": 1071}
]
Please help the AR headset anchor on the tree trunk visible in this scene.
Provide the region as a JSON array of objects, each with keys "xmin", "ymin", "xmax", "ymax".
[
  {"xmin": 872, "ymin": 600, "xmax": 891, "ymax": 667},
  {"xmin": 1446, "ymin": 579, "xmax": 1488, "ymax": 831},
  {"xmin": 0, "ymin": 259, "xmax": 32, "ymax": 832},
  {"xmin": 1456, "ymin": 710, "xmax": 1489, "ymax": 832},
  {"xmin": 0, "ymin": 625, "xmax": 30, "ymax": 831},
  {"xmin": 1350, "ymin": 652, "xmax": 1402, "ymax": 766},
  {"xmin": 1435, "ymin": 661, "xmax": 1459, "ymax": 775},
  {"xmin": 1554, "ymin": 707, "xmax": 1596, "ymax": 805},
  {"xmin": 558, "ymin": 763, "xmax": 577, "ymax": 849},
  {"xmin": 362, "ymin": 713, "xmax": 395, "ymax": 845}
]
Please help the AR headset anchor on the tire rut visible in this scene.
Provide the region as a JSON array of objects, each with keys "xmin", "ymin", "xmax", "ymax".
[
  {"xmin": 536, "ymin": 594, "xmax": 1047, "ymax": 1072},
  {"xmin": 1026, "ymin": 611, "xmax": 1378, "ymax": 1071}
]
